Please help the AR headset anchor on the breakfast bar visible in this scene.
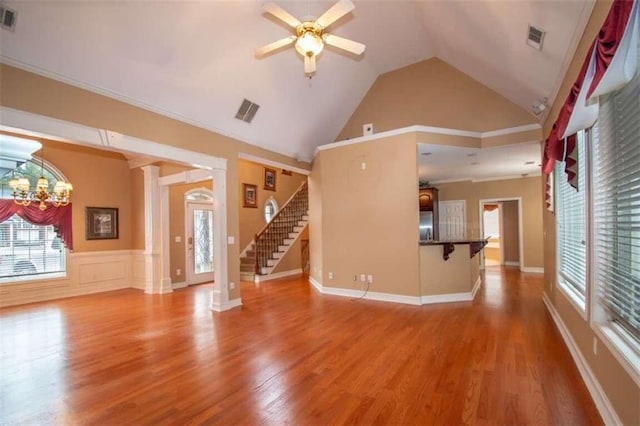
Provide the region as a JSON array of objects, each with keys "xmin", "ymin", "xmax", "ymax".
[{"xmin": 419, "ymin": 239, "xmax": 488, "ymax": 302}]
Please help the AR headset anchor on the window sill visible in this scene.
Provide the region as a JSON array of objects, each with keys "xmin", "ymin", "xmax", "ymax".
[
  {"xmin": 557, "ymin": 279, "xmax": 587, "ymax": 320},
  {"xmin": 594, "ymin": 323, "xmax": 640, "ymax": 388},
  {"xmin": 0, "ymin": 272, "xmax": 67, "ymax": 286}
]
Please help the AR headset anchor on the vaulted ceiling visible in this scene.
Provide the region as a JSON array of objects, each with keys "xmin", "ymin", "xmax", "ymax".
[{"xmin": 0, "ymin": 1, "xmax": 594, "ymax": 162}]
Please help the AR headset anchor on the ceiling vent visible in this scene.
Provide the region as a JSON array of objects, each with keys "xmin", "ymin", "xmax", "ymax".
[
  {"xmin": 235, "ymin": 99, "xmax": 260, "ymax": 123},
  {"xmin": 526, "ymin": 25, "xmax": 545, "ymax": 50},
  {"xmin": 0, "ymin": 5, "xmax": 17, "ymax": 31}
]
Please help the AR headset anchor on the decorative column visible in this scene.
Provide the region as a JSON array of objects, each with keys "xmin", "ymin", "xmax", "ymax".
[
  {"xmin": 210, "ymin": 167, "xmax": 231, "ymax": 311},
  {"xmin": 142, "ymin": 165, "xmax": 172, "ymax": 294}
]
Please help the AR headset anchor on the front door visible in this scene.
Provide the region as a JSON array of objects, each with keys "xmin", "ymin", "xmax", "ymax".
[{"xmin": 185, "ymin": 202, "xmax": 214, "ymax": 285}]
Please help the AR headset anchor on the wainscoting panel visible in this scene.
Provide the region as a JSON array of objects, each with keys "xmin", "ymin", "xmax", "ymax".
[{"xmin": 0, "ymin": 250, "xmax": 140, "ymax": 307}]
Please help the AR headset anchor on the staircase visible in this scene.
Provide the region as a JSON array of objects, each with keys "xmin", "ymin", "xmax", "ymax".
[{"xmin": 240, "ymin": 182, "xmax": 309, "ymax": 281}]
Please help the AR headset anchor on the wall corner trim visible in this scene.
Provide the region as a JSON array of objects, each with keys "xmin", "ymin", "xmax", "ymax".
[
  {"xmin": 308, "ymin": 277, "xmax": 323, "ymax": 293},
  {"xmin": 542, "ymin": 294, "xmax": 622, "ymax": 426}
]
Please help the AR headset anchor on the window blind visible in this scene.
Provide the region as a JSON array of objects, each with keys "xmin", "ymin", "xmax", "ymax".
[
  {"xmin": 592, "ymin": 54, "xmax": 640, "ymax": 340},
  {"xmin": 556, "ymin": 131, "xmax": 587, "ymax": 299}
]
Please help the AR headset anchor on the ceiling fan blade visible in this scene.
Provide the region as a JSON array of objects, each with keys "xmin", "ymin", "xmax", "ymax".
[
  {"xmin": 255, "ymin": 36, "xmax": 297, "ymax": 57},
  {"xmin": 304, "ymin": 55, "xmax": 316, "ymax": 75},
  {"xmin": 316, "ymin": 0, "xmax": 355, "ymax": 28},
  {"xmin": 323, "ymin": 34, "xmax": 365, "ymax": 55},
  {"xmin": 263, "ymin": 2, "xmax": 301, "ymax": 28}
]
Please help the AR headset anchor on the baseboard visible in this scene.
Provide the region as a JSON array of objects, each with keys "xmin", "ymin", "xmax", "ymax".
[
  {"xmin": 321, "ymin": 285, "xmax": 422, "ymax": 306},
  {"xmin": 521, "ymin": 266, "xmax": 544, "ymax": 273},
  {"xmin": 212, "ymin": 297, "xmax": 242, "ymax": 312},
  {"xmin": 308, "ymin": 276, "xmax": 323, "ymax": 293},
  {"xmin": 543, "ymin": 294, "xmax": 621, "ymax": 426},
  {"xmin": 172, "ymin": 281, "xmax": 187, "ymax": 290},
  {"xmin": 421, "ymin": 292, "xmax": 472, "ymax": 304},
  {"xmin": 471, "ymin": 276, "xmax": 482, "ymax": 299},
  {"xmin": 504, "ymin": 261, "xmax": 520, "ymax": 267},
  {"xmin": 255, "ymin": 268, "xmax": 303, "ymax": 282}
]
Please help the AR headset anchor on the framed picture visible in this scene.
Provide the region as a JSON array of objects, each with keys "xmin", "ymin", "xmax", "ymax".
[
  {"xmin": 243, "ymin": 183, "xmax": 258, "ymax": 208},
  {"xmin": 264, "ymin": 167, "xmax": 276, "ymax": 191},
  {"xmin": 86, "ymin": 207, "xmax": 119, "ymax": 240}
]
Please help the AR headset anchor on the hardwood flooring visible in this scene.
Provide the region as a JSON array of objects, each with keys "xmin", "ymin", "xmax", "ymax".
[{"xmin": 0, "ymin": 267, "xmax": 601, "ymax": 425}]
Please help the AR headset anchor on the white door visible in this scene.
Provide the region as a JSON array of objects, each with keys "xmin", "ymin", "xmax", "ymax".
[
  {"xmin": 185, "ymin": 202, "xmax": 214, "ymax": 285},
  {"xmin": 439, "ymin": 200, "xmax": 466, "ymax": 240}
]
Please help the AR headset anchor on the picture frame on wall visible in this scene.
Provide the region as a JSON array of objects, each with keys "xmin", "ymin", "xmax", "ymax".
[
  {"xmin": 243, "ymin": 183, "xmax": 258, "ymax": 208},
  {"xmin": 264, "ymin": 167, "xmax": 276, "ymax": 191},
  {"xmin": 85, "ymin": 207, "xmax": 119, "ymax": 240}
]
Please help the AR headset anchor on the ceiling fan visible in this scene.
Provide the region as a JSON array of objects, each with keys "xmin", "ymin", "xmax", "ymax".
[{"xmin": 255, "ymin": 0, "xmax": 366, "ymax": 77}]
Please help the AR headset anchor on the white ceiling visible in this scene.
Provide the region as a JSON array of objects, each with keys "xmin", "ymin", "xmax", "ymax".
[
  {"xmin": 0, "ymin": 0, "xmax": 593, "ymax": 164},
  {"xmin": 418, "ymin": 142, "xmax": 542, "ymax": 183}
]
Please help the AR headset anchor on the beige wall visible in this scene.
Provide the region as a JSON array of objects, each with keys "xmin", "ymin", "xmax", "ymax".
[
  {"xmin": 238, "ymin": 159, "xmax": 307, "ymax": 250},
  {"xmin": 541, "ymin": 1, "xmax": 640, "ymax": 424},
  {"xmin": 0, "ymin": 64, "xmax": 310, "ymax": 301},
  {"xmin": 337, "ymin": 58, "xmax": 537, "ymax": 141},
  {"xmin": 502, "ymin": 200, "xmax": 520, "ymax": 263},
  {"xmin": 308, "ymin": 155, "xmax": 323, "ymax": 283},
  {"xmin": 419, "ymin": 245, "xmax": 479, "ymax": 295},
  {"xmin": 310, "ymin": 133, "xmax": 421, "ymax": 296},
  {"xmin": 437, "ymin": 177, "xmax": 543, "ymax": 269},
  {"xmin": 12, "ymin": 137, "xmax": 135, "ymax": 253}
]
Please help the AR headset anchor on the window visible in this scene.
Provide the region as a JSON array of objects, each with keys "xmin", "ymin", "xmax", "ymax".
[
  {"xmin": 0, "ymin": 158, "xmax": 67, "ymax": 280},
  {"xmin": 592, "ymin": 63, "xmax": 640, "ymax": 344},
  {"xmin": 264, "ymin": 197, "xmax": 278, "ymax": 223},
  {"xmin": 555, "ymin": 131, "xmax": 587, "ymax": 310}
]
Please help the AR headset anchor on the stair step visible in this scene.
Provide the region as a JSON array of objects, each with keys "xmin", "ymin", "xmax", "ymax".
[
  {"xmin": 267, "ymin": 259, "xmax": 277, "ymax": 267},
  {"xmin": 240, "ymin": 272, "xmax": 255, "ymax": 281},
  {"xmin": 240, "ymin": 257, "xmax": 254, "ymax": 264},
  {"xmin": 278, "ymin": 245, "xmax": 288, "ymax": 252},
  {"xmin": 302, "ymin": 215, "xmax": 309, "ymax": 221},
  {"xmin": 293, "ymin": 225, "xmax": 304, "ymax": 232},
  {"xmin": 273, "ymin": 252, "xmax": 284, "ymax": 259},
  {"xmin": 283, "ymin": 238, "xmax": 294, "ymax": 245}
]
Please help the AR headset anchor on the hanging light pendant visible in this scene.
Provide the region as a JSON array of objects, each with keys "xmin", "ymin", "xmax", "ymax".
[{"xmin": 8, "ymin": 152, "xmax": 73, "ymax": 211}]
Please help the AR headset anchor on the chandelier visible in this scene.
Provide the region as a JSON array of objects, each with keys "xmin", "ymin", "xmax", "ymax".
[{"xmin": 8, "ymin": 159, "xmax": 73, "ymax": 211}]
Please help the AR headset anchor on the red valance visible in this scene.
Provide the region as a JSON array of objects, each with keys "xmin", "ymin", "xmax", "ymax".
[
  {"xmin": 542, "ymin": 0, "xmax": 638, "ymax": 188},
  {"xmin": 0, "ymin": 200, "xmax": 73, "ymax": 250}
]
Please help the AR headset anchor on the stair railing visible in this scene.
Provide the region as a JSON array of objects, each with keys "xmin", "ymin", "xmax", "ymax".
[{"xmin": 254, "ymin": 181, "xmax": 308, "ymax": 274}]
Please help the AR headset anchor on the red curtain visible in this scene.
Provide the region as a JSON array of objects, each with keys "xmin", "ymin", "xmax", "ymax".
[
  {"xmin": 587, "ymin": 0, "xmax": 635, "ymax": 98},
  {"xmin": 0, "ymin": 200, "xmax": 73, "ymax": 250},
  {"xmin": 542, "ymin": 0, "xmax": 636, "ymax": 190}
]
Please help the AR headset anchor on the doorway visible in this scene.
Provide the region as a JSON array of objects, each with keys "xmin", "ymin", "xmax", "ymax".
[
  {"xmin": 185, "ymin": 201, "xmax": 215, "ymax": 285},
  {"xmin": 479, "ymin": 198, "xmax": 523, "ymax": 269}
]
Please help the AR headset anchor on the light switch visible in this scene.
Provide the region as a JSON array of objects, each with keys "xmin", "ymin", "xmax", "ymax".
[
  {"xmin": 228, "ymin": 236, "xmax": 235, "ymax": 245},
  {"xmin": 175, "ymin": 236, "xmax": 181, "ymax": 243}
]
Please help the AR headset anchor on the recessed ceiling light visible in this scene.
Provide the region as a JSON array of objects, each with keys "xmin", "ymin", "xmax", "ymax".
[
  {"xmin": 421, "ymin": 152, "xmax": 432, "ymax": 156},
  {"xmin": 522, "ymin": 173, "xmax": 529, "ymax": 177},
  {"xmin": 525, "ymin": 161, "xmax": 535, "ymax": 165},
  {"xmin": 467, "ymin": 153, "xmax": 477, "ymax": 157},
  {"xmin": 471, "ymin": 161, "xmax": 479, "ymax": 165}
]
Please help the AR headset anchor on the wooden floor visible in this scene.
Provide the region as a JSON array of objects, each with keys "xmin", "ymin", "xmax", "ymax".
[{"xmin": 0, "ymin": 267, "xmax": 601, "ymax": 425}]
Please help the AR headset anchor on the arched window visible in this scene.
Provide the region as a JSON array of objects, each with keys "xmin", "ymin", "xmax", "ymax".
[
  {"xmin": 0, "ymin": 157, "xmax": 68, "ymax": 280},
  {"xmin": 264, "ymin": 197, "xmax": 278, "ymax": 223}
]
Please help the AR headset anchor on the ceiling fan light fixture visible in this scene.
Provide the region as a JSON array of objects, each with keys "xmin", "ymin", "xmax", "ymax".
[{"xmin": 295, "ymin": 29, "xmax": 324, "ymax": 57}]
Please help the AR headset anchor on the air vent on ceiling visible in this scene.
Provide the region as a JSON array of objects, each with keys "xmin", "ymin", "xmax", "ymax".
[
  {"xmin": 0, "ymin": 5, "xmax": 17, "ymax": 31},
  {"xmin": 235, "ymin": 98, "xmax": 260, "ymax": 123},
  {"xmin": 527, "ymin": 25, "xmax": 545, "ymax": 50}
]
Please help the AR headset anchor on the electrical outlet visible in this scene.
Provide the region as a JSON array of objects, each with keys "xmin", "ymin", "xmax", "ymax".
[
  {"xmin": 352, "ymin": 275, "xmax": 357, "ymax": 281},
  {"xmin": 230, "ymin": 282, "xmax": 235, "ymax": 290},
  {"xmin": 367, "ymin": 274, "xmax": 373, "ymax": 284},
  {"xmin": 176, "ymin": 269, "xmax": 181, "ymax": 276},
  {"xmin": 593, "ymin": 337, "xmax": 598, "ymax": 355},
  {"xmin": 360, "ymin": 274, "xmax": 366, "ymax": 282},
  {"xmin": 328, "ymin": 272, "xmax": 334, "ymax": 279}
]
